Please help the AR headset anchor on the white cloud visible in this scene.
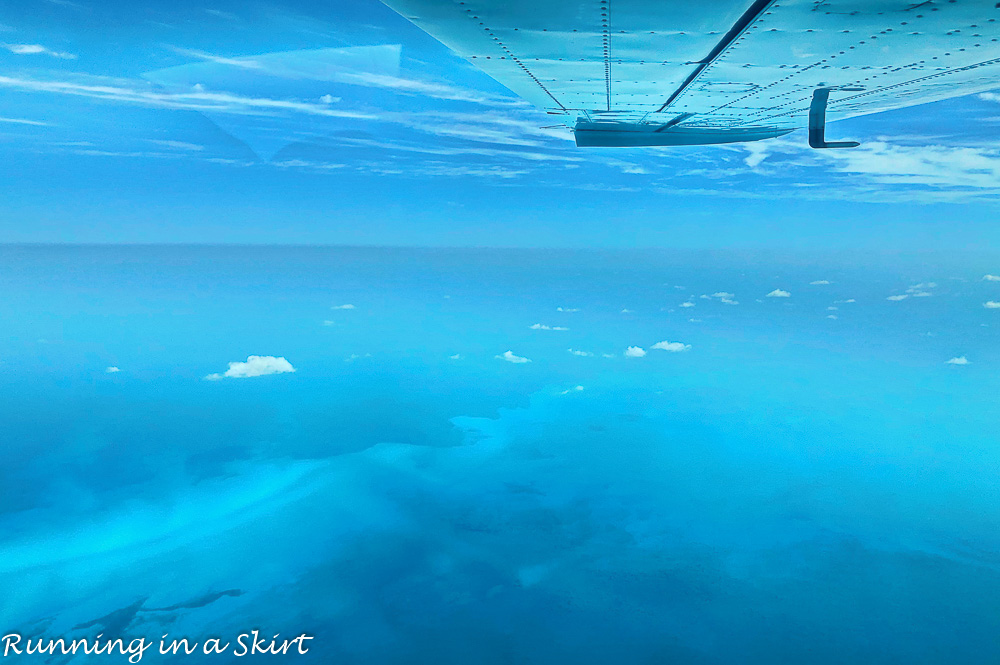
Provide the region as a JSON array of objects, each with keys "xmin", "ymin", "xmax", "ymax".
[
  {"xmin": 742, "ymin": 141, "xmax": 772, "ymax": 170},
  {"xmin": 945, "ymin": 356, "xmax": 970, "ymax": 365},
  {"xmin": 601, "ymin": 353, "xmax": 616, "ymax": 358},
  {"xmin": 2, "ymin": 43, "xmax": 77, "ymax": 59},
  {"xmin": 206, "ymin": 355, "xmax": 295, "ymax": 380},
  {"xmin": 620, "ymin": 308, "xmax": 634, "ymax": 314},
  {"xmin": 0, "ymin": 116, "xmax": 49, "ymax": 126},
  {"xmin": 331, "ymin": 304, "xmax": 355, "ymax": 310},
  {"xmin": 984, "ymin": 301, "xmax": 1000, "ymax": 309},
  {"xmin": 825, "ymin": 141, "xmax": 1000, "ymax": 191},
  {"xmin": 449, "ymin": 354, "xmax": 463, "ymax": 360},
  {"xmin": 0, "ymin": 74, "xmax": 375, "ymax": 120},
  {"xmin": 810, "ymin": 280, "xmax": 831, "ymax": 285},
  {"xmin": 983, "ymin": 274, "xmax": 1000, "ymax": 282},
  {"xmin": 167, "ymin": 46, "xmax": 264, "ymax": 70},
  {"xmin": 567, "ymin": 349, "xmax": 593, "ymax": 357},
  {"xmin": 766, "ymin": 289, "xmax": 791, "ymax": 298},
  {"xmin": 905, "ymin": 283, "xmax": 936, "ymax": 297},
  {"xmin": 651, "ymin": 340, "xmax": 691, "ymax": 353},
  {"xmin": 147, "ymin": 139, "xmax": 204, "ymax": 151},
  {"xmin": 836, "ymin": 298, "xmax": 857, "ymax": 304},
  {"xmin": 330, "ymin": 71, "xmax": 523, "ymax": 107},
  {"xmin": 529, "ymin": 323, "xmax": 568, "ymax": 331},
  {"xmin": 556, "ymin": 307, "xmax": 579, "ymax": 312},
  {"xmin": 887, "ymin": 295, "xmax": 908, "ymax": 301},
  {"xmin": 624, "ymin": 346, "xmax": 646, "ymax": 358},
  {"xmin": 719, "ymin": 297, "xmax": 739, "ymax": 305},
  {"xmin": 679, "ymin": 301, "xmax": 695, "ymax": 308},
  {"xmin": 105, "ymin": 366, "xmax": 120, "ymax": 373},
  {"xmin": 496, "ymin": 350, "xmax": 530, "ymax": 364},
  {"xmin": 826, "ymin": 315, "xmax": 838, "ymax": 320},
  {"xmin": 559, "ymin": 385, "xmax": 585, "ymax": 395},
  {"xmin": 44, "ymin": 0, "xmax": 85, "ymax": 9},
  {"xmin": 711, "ymin": 292, "xmax": 734, "ymax": 299},
  {"xmin": 827, "ymin": 306, "xmax": 838, "ymax": 311}
]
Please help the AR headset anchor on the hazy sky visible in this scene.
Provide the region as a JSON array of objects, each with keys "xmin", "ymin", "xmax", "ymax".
[{"xmin": 1, "ymin": 0, "xmax": 999, "ymax": 247}]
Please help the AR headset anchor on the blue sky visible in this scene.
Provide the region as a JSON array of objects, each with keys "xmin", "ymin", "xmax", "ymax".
[{"xmin": 2, "ymin": 0, "xmax": 1000, "ymax": 247}]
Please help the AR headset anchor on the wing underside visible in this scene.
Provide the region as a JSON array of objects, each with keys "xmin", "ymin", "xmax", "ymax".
[{"xmin": 380, "ymin": 0, "xmax": 1000, "ymax": 146}]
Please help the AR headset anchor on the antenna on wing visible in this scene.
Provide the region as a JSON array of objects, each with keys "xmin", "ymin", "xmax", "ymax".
[{"xmin": 808, "ymin": 87, "xmax": 864, "ymax": 149}]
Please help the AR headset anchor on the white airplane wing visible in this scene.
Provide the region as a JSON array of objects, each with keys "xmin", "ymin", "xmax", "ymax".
[{"xmin": 380, "ymin": 0, "xmax": 1000, "ymax": 147}]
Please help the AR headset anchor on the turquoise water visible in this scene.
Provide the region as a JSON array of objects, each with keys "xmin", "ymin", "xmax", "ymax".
[{"xmin": 2, "ymin": 245, "xmax": 999, "ymax": 663}]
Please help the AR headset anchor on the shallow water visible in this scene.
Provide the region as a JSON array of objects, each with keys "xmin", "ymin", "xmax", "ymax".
[{"xmin": 1, "ymin": 245, "xmax": 999, "ymax": 663}]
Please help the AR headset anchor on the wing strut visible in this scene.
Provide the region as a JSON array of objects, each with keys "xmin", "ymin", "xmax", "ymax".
[
  {"xmin": 656, "ymin": 0, "xmax": 776, "ymax": 113},
  {"xmin": 808, "ymin": 87, "xmax": 861, "ymax": 149}
]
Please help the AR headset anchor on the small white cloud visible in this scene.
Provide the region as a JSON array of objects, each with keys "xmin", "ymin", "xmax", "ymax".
[
  {"xmin": 105, "ymin": 366, "xmax": 120, "ymax": 373},
  {"xmin": 827, "ymin": 306, "xmax": 838, "ymax": 311},
  {"xmin": 449, "ymin": 353, "xmax": 463, "ymax": 360},
  {"xmin": 720, "ymin": 298, "xmax": 739, "ymax": 305},
  {"xmin": 688, "ymin": 318, "xmax": 702, "ymax": 323},
  {"xmin": 826, "ymin": 315, "xmax": 838, "ymax": 320},
  {"xmin": 711, "ymin": 292, "xmax": 734, "ymax": 299},
  {"xmin": 887, "ymin": 295, "xmax": 908, "ymax": 301},
  {"xmin": 624, "ymin": 346, "xmax": 646, "ymax": 358},
  {"xmin": 651, "ymin": 340, "xmax": 691, "ymax": 353},
  {"xmin": 559, "ymin": 385, "xmax": 585, "ymax": 395},
  {"xmin": 147, "ymin": 139, "xmax": 204, "ymax": 151},
  {"xmin": 205, "ymin": 355, "xmax": 295, "ymax": 380},
  {"xmin": 621, "ymin": 308, "xmax": 634, "ymax": 314},
  {"xmin": 331, "ymin": 304, "xmax": 355, "ymax": 310},
  {"xmin": 529, "ymin": 323, "xmax": 568, "ymax": 331},
  {"xmin": 836, "ymin": 298, "xmax": 857, "ymax": 304},
  {"xmin": 0, "ymin": 116, "xmax": 49, "ymax": 126},
  {"xmin": 984, "ymin": 274, "xmax": 1000, "ymax": 282},
  {"xmin": 679, "ymin": 301, "xmax": 695, "ymax": 308},
  {"xmin": 984, "ymin": 301, "xmax": 1000, "ymax": 309},
  {"xmin": 556, "ymin": 307, "xmax": 579, "ymax": 312},
  {"xmin": 3, "ymin": 43, "xmax": 77, "ymax": 59},
  {"xmin": 496, "ymin": 350, "xmax": 531, "ymax": 364},
  {"xmin": 601, "ymin": 353, "xmax": 616, "ymax": 358},
  {"xmin": 322, "ymin": 320, "xmax": 336, "ymax": 326},
  {"xmin": 810, "ymin": 280, "xmax": 831, "ymax": 285},
  {"xmin": 567, "ymin": 349, "xmax": 593, "ymax": 357},
  {"xmin": 320, "ymin": 93, "xmax": 337, "ymax": 104},
  {"xmin": 766, "ymin": 289, "xmax": 791, "ymax": 298},
  {"xmin": 945, "ymin": 356, "xmax": 970, "ymax": 365},
  {"xmin": 673, "ymin": 285, "xmax": 686, "ymax": 290},
  {"xmin": 620, "ymin": 164, "xmax": 650, "ymax": 175},
  {"xmin": 910, "ymin": 291, "xmax": 932, "ymax": 298}
]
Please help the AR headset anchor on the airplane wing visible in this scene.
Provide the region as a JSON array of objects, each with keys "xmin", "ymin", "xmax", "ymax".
[{"xmin": 379, "ymin": 0, "xmax": 1000, "ymax": 147}]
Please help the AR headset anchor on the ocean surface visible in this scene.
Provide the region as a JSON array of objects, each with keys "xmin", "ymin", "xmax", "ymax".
[{"xmin": 2, "ymin": 245, "xmax": 999, "ymax": 663}]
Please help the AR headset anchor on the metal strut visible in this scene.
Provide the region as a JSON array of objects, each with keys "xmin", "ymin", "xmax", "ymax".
[{"xmin": 808, "ymin": 87, "xmax": 861, "ymax": 149}]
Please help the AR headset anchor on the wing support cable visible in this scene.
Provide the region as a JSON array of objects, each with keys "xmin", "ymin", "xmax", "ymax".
[
  {"xmin": 808, "ymin": 87, "xmax": 862, "ymax": 149},
  {"xmin": 655, "ymin": 113, "xmax": 695, "ymax": 132}
]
